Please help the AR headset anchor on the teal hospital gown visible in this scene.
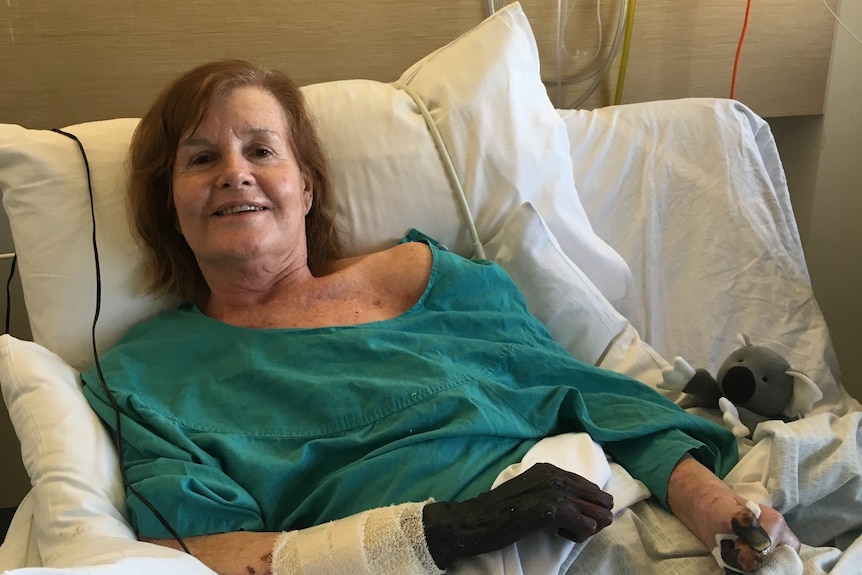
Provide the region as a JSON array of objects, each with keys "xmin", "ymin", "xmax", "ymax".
[{"xmin": 82, "ymin": 234, "xmax": 738, "ymax": 538}]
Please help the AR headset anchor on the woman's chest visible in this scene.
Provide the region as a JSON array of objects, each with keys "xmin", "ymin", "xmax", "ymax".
[{"xmin": 239, "ymin": 245, "xmax": 432, "ymax": 329}]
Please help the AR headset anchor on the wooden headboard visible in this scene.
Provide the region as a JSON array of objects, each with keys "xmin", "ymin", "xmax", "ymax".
[{"xmin": 0, "ymin": 0, "xmax": 838, "ymax": 128}]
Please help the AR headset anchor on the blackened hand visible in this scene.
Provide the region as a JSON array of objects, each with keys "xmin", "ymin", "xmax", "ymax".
[
  {"xmin": 422, "ymin": 462, "xmax": 614, "ymax": 569},
  {"xmin": 719, "ymin": 504, "xmax": 800, "ymax": 573}
]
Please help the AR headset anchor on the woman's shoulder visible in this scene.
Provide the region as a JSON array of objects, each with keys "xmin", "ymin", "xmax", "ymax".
[
  {"xmin": 105, "ymin": 302, "xmax": 204, "ymax": 352},
  {"xmin": 324, "ymin": 238, "xmax": 430, "ymax": 268},
  {"xmin": 321, "ymin": 237, "xmax": 433, "ymax": 280},
  {"xmin": 362, "ymin": 241, "xmax": 434, "ymax": 302},
  {"xmin": 320, "ymin": 234, "xmax": 511, "ymax": 313}
]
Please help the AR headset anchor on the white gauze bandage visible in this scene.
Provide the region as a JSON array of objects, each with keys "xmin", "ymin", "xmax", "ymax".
[{"xmin": 271, "ymin": 501, "xmax": 444, "ymax": 575}]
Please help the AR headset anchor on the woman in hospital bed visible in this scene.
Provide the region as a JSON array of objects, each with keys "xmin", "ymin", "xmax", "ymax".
[{"xmin": 80, "ymin": 59, "xmax": 801, "ymax": 575}]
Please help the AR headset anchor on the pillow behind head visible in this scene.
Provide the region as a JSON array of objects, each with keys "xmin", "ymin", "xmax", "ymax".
[
  {"xmin": 0, "ymin": 2, "xmax": 629, "ymax": 373},
  {"xmin": 307, "ymin": 3, "xmax": 631, "ymax": 303},
  {"xmin": 0, "ymin": 120, "xmax": 183, "ymax": 371}
]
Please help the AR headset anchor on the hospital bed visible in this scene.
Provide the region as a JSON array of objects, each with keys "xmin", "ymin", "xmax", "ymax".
[{"xmin": 1, "ymin": 4, "xmax": 860, "ymax": 574}]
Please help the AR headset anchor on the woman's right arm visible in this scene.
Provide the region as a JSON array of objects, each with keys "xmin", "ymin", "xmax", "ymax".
[
  {"xmin": 148, "ymin": 463, "xmax": 614, "ymax": 575},
  {"xmin": 146, "ymin": 531, "xmax": 278, "ymax": 575}
]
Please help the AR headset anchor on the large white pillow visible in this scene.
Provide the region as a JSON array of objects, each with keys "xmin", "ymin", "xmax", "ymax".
[
  {"xmin": 0, "ymin": 2, "xmax": 629, "ymax": 372},
  {"xmin": 0, "ymin": 335, "xmax": 212, "ymax": 573},
  {"xmin": 0, "ymin": 119, "xmax": 177, "ymax": 373}
]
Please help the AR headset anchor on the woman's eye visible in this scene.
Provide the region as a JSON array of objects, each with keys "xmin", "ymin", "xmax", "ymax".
[
  {"xmin": 190, "ymin": 154, "xmax": 213, "ymax": 166},
  {"xmin": 253, "ymin": 148, "xmax": 273, "ymax": 158}
]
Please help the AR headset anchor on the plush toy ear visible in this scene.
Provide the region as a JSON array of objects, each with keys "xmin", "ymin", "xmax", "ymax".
[{"xmin": 783, "ymin": 370, "xmax": 824, "ymax": 418}]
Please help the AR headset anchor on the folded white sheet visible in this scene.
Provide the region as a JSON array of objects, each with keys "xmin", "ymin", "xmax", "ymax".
[{"xmin": 560, "ymin": 99, "xmax": 860, "ymax": 418}]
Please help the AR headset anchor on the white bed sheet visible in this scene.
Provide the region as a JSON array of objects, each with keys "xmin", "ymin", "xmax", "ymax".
[
  {"xmin": 562, "ymin": 98, "xmax": 862, "ymax": 574},
  {"xmin": 561, "ymin": 98, "xmax": 859, "ymax": 417},
  {"xmin": 2, "ymin": 98, "xmax": 861, "ymax": 575}
]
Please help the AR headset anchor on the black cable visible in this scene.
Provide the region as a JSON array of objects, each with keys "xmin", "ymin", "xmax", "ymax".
[
  {"xmin": 4, "ymin": 254, "xmax": 16, "ymax": 335},
  {"xmin": 51, "ymin": 128, "xmax": 190, "ymax": 554}
]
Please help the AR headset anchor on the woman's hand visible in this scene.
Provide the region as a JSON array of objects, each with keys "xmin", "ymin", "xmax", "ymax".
[
  {"xmin": 422, "ymin": 462, "xmax": 614, "ymax": 569},
  {"xmin": 712, "ymin": 495, "xmax": 800, "ymax": 573}
]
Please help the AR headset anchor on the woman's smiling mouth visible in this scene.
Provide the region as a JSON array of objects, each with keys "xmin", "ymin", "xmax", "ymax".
[{"xmin": 214, "ymin": 205, "xmax": 268, "ymax": 216}]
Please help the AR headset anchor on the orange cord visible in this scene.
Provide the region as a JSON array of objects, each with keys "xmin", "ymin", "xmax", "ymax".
[{"xmin": 730, "ymin": 0, "xmax": 754, "ymax": 99}]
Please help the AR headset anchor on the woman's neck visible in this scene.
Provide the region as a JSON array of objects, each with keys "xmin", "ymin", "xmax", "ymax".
[
  {"xmin": 198, "ymin": 259, "xmax": 317, "ymax": 323},
  {"xmin": 195, "ymin": 242, "xmax": 432, "ymax": 330}
]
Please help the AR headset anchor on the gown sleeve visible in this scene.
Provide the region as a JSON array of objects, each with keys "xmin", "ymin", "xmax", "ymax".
[{"xmin": 82, "ymin": 377, "xmax": 265, "ymax": 538}]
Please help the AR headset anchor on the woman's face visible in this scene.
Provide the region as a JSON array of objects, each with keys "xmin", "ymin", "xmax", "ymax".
[{"xmin": 171, "ymin": 86, "xmax": 312, "ymax": 275}]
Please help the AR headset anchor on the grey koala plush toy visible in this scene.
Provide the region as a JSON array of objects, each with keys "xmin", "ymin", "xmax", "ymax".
[{"xmin": 660, "ymin": 334, "xmax": 823, "ymax": 438}]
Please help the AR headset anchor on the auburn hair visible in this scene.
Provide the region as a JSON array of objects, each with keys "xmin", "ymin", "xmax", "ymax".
[{"xmin": 127, "ymin": 59, "xmax": 341, "ymax": 299}]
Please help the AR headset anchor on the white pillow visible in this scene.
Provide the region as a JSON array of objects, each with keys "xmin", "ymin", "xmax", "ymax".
[
  {"xmin": 0, "ymin": 337, "xmax": 118, "ymax": 563},
  {"xmin": 484, "ymin": 202, "xmax": 672, "ymax": 389},
  {"xmin": 0, "ymin": 2, "xmax": 629, "ymax": 372},
  {"xmin": 0, "ymin": 119, "xmax": 182, "ymax": 373},
  {"xmin": 0, "ymin": 335, "xmax": 216, "ymax": 572},
  {"xmin": 484, "ymin": 202, "xmax": 628, "ymax": 366}
]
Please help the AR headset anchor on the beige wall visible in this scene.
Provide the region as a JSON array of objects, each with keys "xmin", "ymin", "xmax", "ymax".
[
  {"xmin": 768, "ymin": 0, "xmax": 861, "ymax": 402},
  {"xmin": 0, "ymin": 0, "xmax": 838, "ymax": 127},
  {"xmin": 767, "ymin": 115, "xmax": 824, "ymax": 244},
  {"xmin": 805, "ymin": 0, "xmax": 862, "ymax": 402}
]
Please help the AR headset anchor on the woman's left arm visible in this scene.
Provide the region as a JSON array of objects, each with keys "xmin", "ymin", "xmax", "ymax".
[{"xmin": 667, "ymin": 454, "xmax": 800, "ymax": 572}]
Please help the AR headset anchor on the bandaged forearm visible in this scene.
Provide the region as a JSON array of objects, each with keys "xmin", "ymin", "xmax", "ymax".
[{"xmin": 270, "ymin": 501, "xmax": 444, "ymax": 575}]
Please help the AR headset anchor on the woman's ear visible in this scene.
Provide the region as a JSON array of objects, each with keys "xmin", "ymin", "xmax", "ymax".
[
  {"xmin": 303, "ymin": 180, "xmax": 314, "ymax": 216},
  {"xmin": 167, "ymin": 183, "xmax": 184, "ymax": 235},
  {"xmin": 171, "ymin": 204, "xmax": 185, "ymax": 236}
]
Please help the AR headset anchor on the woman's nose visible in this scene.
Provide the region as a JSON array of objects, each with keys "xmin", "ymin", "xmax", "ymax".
[{"xmin": 217, "ymin": 153, "xmax": 252, "ymax": 189}]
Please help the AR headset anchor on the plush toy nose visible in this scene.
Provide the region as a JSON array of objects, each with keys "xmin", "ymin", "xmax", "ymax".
[{"xmin": 722, "ymin": 366, "xmax": 756, "ymax": 404}]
